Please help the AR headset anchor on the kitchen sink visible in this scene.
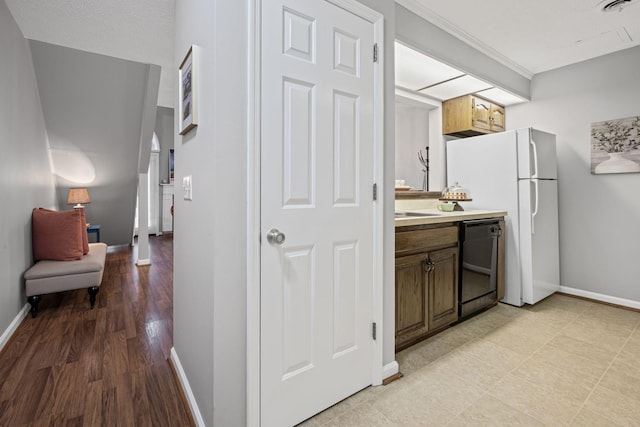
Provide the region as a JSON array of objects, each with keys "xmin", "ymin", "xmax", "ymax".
[{"xmin": 394, "ymin": 212, "xmax": 441, "ymax": 218}]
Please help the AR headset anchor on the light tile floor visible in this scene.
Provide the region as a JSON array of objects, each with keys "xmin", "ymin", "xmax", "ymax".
[{"xmin": 299, "ymin": 294, "xmax": 640, "ymax": 426}]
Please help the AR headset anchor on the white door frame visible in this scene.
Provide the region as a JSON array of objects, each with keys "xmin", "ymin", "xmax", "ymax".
[{"xmin": 247, "ymin": 0, "xmax": 385, "ymax": 425}]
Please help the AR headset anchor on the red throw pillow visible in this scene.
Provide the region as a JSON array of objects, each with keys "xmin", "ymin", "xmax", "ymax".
[
  {"xmin": 78, "ymin": 209, "xmax": 89, "ymax": 254},
  {"xmin": 32, "ymin": 208, "xmax": 84, "ymax": 261}
]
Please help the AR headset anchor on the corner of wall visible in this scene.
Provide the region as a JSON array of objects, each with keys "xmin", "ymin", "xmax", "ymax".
[{"xmin": 170, "ymin": 348, "xmax": 206, "ymax": 427}]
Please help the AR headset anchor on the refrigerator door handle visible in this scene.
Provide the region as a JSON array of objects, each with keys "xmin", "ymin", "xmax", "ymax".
[
  {"xmin": 530, "ymin": 139, "xmax": 539, "ymax": 178},
  {"xmin": 531, "ymin": 180, "xmax": 539, "ymax": 234}
]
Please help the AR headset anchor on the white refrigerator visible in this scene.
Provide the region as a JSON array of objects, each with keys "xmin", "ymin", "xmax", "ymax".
[{"xmin": 446, "ymin": 128, "xmax": 560, "ymax": 306}]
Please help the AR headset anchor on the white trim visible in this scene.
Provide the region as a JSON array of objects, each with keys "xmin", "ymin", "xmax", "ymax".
[
  {"xmin": 248, "ymin": 0, "xmax": 385, "ymax": 424},
  {"xmin": 0, "ymin": 303, "xmax": 30, "ymax": 353},
  {"xmin": 395, "ymin": 87, "xmax": 441, "ymax": 109},
  {"xmin": 395, "ymin": 0, "xmax": 534, "ymax": 80},
  {"xmin": 136, "ymin": 258, "xmax": 151, "ymax": 266},
  {"xmin": 326, "ymin": 0, "xmax": 382, "ymax": 21},
  {"xmin": 246, "ymin": 0, "xmax": 262, "ymax": 425},
  {"xmin": 370, "ymin": 6, "xmax": 385, "ymax": 388},
  {"xmin": 170, "ymin": 347, "xmax": 206, "ymax": 427},
  {"xmin": 559, "ymin": 286, "xmax": 640, "ymax": 310},
  {"xmin": 383, "ymin": 361, "xmax": 399, "ymax": 380}
]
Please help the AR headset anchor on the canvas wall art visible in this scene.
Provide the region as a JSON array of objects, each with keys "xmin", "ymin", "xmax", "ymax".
[{"xmin": 591, "ymin": 115, "xmax": 640, "ymax": 174}]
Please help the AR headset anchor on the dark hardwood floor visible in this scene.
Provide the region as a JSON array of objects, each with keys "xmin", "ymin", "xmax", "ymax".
[{"xmin": 0, "ymin": 234, "xmax": 194, "ymax": 426}]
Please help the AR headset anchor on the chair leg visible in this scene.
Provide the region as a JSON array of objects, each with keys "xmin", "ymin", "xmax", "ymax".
[
  {"xmin": 88, "ymin": 286, "xmax": 99, "ymax": 308},
  {"xmin": 27, "ymin": 295, "xmax": 40, "ymax": 318}
]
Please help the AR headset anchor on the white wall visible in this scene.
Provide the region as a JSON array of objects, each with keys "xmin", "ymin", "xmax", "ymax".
[
  {"xmin": 0, "ymin": 3, "xmax": 57, "ymax": 341},
  {"xmin": 395, "ymin": 102, "xmax": 430, "ymax": 189},
  {"xmin": 508, "ymin": 46, "xmax": 640, "ymax": 303}
]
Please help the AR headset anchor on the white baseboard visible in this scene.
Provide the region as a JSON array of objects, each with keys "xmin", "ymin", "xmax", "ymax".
[
  {"xmin": 559, "ymin": 286, "xmax": 640, "ymax": 310},
  {"xmin": 0, "ymin": 303, "xmax": 30, "ymax": 353},
  {"xmin": 383, "ymin": 360, "xmax": 399, "ymax": 380},
  {"xmin": 136, "ymin": 258, "xmax": 151, "ymax": 266},
  {"xmin": 170, "ymin": 347, "xmax": 205, "ymax": 427}
]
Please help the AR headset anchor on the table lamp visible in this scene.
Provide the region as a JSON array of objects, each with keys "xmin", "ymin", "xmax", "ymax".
[{"xmin": 67, "ymin": 188, "xmax": 91, "ymax": 209}]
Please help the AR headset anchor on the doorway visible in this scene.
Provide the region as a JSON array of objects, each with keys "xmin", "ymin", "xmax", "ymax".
[{"xmin": 250, "ymin": 0, "xmax": 385, "ymax": 425}]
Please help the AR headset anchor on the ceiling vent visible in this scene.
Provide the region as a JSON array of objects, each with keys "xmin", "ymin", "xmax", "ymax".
[{"xmin": 600, "ymin": 0, "xmax": 638, "ymax": 12}]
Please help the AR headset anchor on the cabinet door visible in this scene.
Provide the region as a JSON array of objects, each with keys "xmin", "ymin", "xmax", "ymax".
[
  {"xmin": 428, "ymin": 247, "xmax": 459, "ymax": 331},
  {"xmin": 471, "ymin": 97, "xmax": 491, "ymax": 132},
  {"xmin": 395, "ymin": 253, "xmax": 429, "ymax": 351},
  {"xmin": 491, "ymin": 104, "xmax": 506, "ymax": 132}
]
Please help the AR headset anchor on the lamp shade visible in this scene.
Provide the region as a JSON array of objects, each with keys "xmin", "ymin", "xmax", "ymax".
[{"xmin": 67, "ymin": 188, "xmax": 91, "ymax": 208}]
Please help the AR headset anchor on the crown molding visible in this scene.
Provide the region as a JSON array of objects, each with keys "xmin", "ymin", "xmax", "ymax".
[{"xmin": 396, "ymin": 0, "xmax": 535, "ymax": 79}]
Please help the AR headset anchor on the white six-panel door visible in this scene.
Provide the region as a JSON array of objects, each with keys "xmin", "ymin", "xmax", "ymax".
[{"xmin": 260, "ymin": 0, "xmax": 377, "ymax": 425}]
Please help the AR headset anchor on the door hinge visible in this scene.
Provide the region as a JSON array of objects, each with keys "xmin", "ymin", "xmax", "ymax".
[
  {"xmin": 373, "ymin": 43, "xmax": 378, "ymax": 63},
  {"xmin": 372, "ymin": 322, "xmax": 377, "ymax": 340},
  {"xmin": 372, "ymin": 183, "xmax": 377, "ymax": 201}
]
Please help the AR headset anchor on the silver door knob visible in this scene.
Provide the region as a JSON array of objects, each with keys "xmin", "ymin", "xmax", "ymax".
[{"xmin": 267, "ymin": 229, "xmax": 286, "ymax": 245}]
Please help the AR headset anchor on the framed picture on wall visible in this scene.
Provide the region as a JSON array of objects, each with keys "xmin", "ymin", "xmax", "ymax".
[
  {"xmin": 591, "ymin": 115, "xmax": 640, "ymax": 174},
  {"xmin": 178, "ymin": 45, "xmax": 198, "ymax": 135}
]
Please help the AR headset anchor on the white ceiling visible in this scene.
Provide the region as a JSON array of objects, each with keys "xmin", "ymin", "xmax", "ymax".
[
  {"xmin": 395, "ymin": 42, "xmax": 526, "ymax": 106},
  {"xmin": 4, "ymin": 0, "xmax": 176, "ymax": 108},
  {"xmin": 5, "ymin": 0, "xmax": 639, "ymax": 108},
  {"xmin": 398, "ymin": 0, "xmax": 640, "ymax": 77}
]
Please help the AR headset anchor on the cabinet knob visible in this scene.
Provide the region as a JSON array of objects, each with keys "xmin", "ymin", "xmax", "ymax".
[{"xmin": 425, "ymin": 259, "xmax": 434, "ymax": 273}]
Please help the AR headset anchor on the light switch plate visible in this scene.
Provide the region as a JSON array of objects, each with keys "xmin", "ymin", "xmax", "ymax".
[{"xmin": 183, "ymin": 175, "xmax": 193, "ymax": 200}]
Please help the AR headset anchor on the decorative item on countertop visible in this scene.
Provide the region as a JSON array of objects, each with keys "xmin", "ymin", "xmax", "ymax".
[
  {"xmin": 437, "ymin": 201, "xmax": 456, "ymax": 212},
  {"xmin": 418, "ymin": 146, "xmax": 429, "ymax": 191},
  {"xmin": 591, "ymin": 115, "xmax": 640, "ymax": 174},
  {"xmin": 440, "ymin": 182, "xmax": 471, "ymax": 211},
  {"xmin": 394, "ymin": 179, "xmax": 412, "ymax": 191},
  {"xmin": 441, "ymin": 182, "xmax": 471, "ymax": 200}
]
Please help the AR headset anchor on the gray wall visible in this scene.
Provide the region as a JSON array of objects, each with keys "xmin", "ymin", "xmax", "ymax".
[
  {"xmin": 29, "ymin": 40, "xmax": 158, "ymax": 245},
  {"xmin": 173, "ymin": 0, "xmax": 395, "ymax": 425},
  {"xmin": 0, "ymin": 3, "xmax": 57, "ymax": 341},
  {"xmin": 174, "ymin": 0, "xmax": 242, "ymax": 424},
  {"xmin": 508, "ymin": 46, "xmax": 640, "ymax": 303}
]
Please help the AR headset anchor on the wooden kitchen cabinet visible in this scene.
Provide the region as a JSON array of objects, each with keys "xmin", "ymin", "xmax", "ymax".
[
  {"xmin": 395, "ymin": 224, "xmax": 459, "ymax": 352},
  {"xmin": 442, "ymin": 94, "xmax": 505, "ymax": 137},
  {"xmin": 427, "ymin": 247, "xmax": 459, "ymax": 331},
  {"xmin": 395, "ymin": 252, "xmax": 430, "ymax": 349},
  {"xmin": 490, "ymin": 103, "xmax": 506, "ymax": 132}
]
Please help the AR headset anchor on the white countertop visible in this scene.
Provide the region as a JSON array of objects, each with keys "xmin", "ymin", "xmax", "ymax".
[{"xmin": 395, "ymin": 208, "xmax": 507, "ymax": 227}]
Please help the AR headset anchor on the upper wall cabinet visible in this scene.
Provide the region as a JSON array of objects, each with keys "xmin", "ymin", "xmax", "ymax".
[{"xmin": 442, "ymin": 94, "xmax": 505, "ymax": 137}]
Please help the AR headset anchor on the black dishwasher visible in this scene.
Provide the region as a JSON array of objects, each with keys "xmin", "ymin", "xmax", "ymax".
[{"xmin": 459, "ymin": 219, "xmax": 502, "ymax": 319}]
